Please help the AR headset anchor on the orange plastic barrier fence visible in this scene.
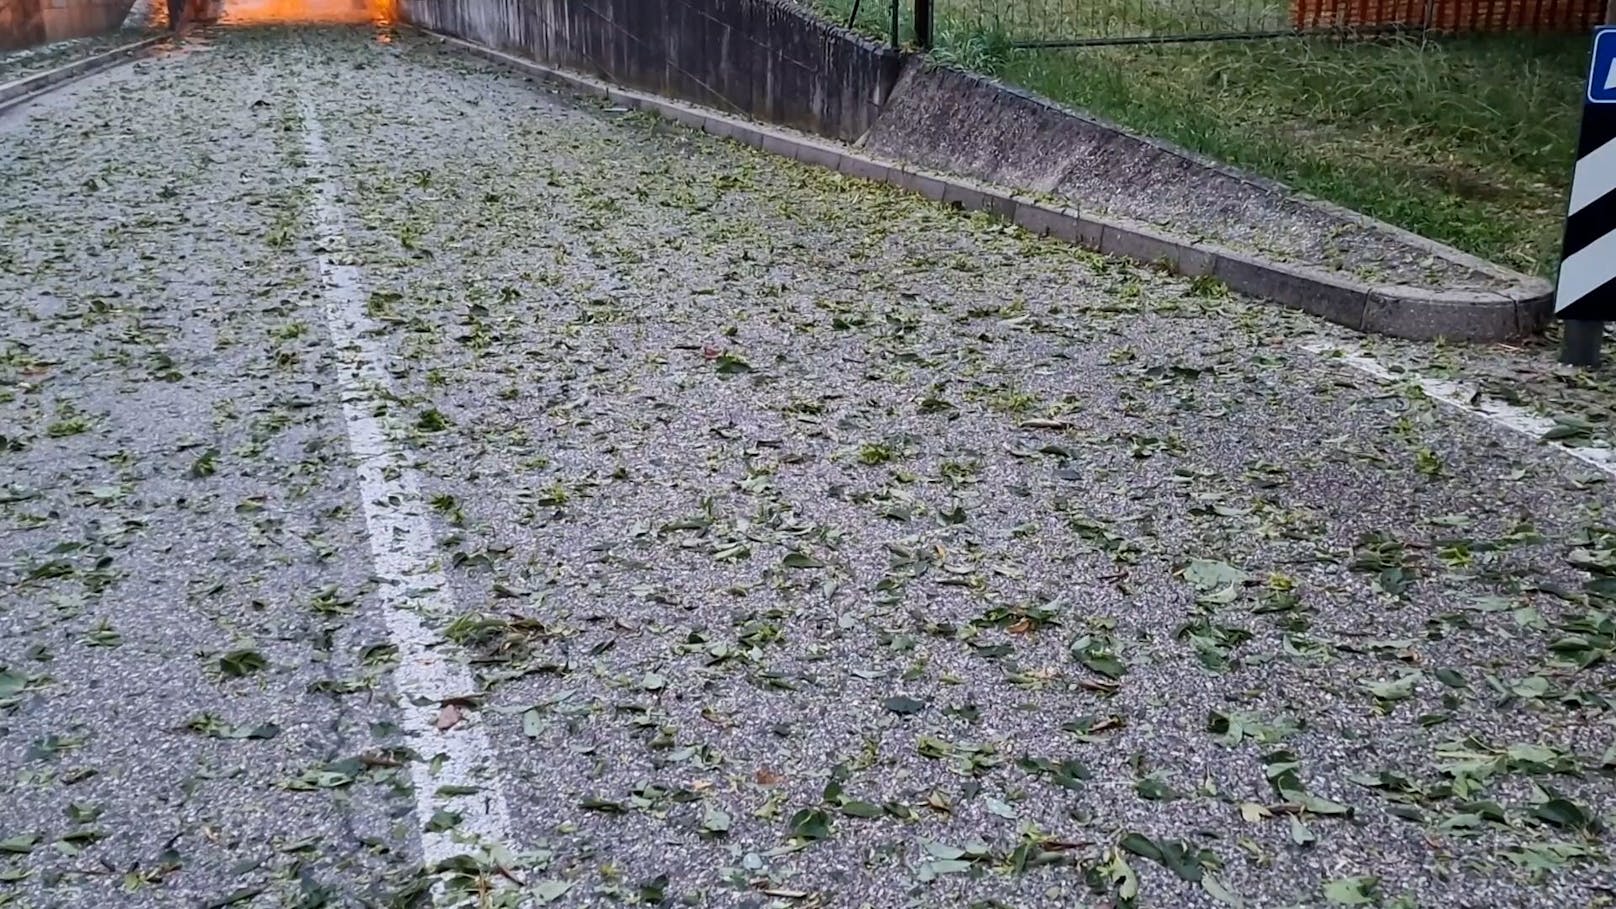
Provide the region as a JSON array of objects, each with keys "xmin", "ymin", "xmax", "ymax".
[{"xmin": 1291, "ymin": 0, "xmax": 1604, "ymax": 31}]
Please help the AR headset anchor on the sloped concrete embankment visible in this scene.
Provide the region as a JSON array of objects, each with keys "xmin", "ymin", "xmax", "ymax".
[{"xmin": 398, "ymin": 0, "xmax": 1553, "ymax": 341}]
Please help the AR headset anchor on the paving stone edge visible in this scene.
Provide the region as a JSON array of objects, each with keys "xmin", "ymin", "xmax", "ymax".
[
  {"xmin": 421, "ymin": 29, "xmax": 1551, "ymax": 342},
  {"xmin": 0, "ymin": 34, "xmax": 167, "ymax": 113}
]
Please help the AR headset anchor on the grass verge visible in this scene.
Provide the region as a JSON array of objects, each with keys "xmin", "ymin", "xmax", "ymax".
[{"xmin": 812, "ymin": 0, "xmax": 1585, "ymax": 277}]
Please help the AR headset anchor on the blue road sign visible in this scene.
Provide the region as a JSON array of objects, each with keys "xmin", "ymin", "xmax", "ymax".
[{"xmin": 1591, "ymin": 28, "xmax": 1616, "ymax": 104}]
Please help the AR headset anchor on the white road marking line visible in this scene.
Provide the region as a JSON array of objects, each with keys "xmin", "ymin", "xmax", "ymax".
[
  {"xmin": 1304, "ymin": 342, "xmax": 1616, "ymax": 478},
  {"xmin": 298, "ymin": 97, "xmax": 515, "ymax": 865}
]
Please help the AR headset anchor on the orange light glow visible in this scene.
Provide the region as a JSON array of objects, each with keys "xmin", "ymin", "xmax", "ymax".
[{"xmin": 216, "ymin": 0, "xmax": 396, "ymax": 25}]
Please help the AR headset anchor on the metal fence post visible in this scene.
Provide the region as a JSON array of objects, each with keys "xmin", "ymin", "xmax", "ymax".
[
  {"xmin": 916, "ymin": 0, "xmax": 933, "ymax": 49},
  {"xmin": 891, "ymin": 0, "xmax": 899, "ymax": 47}
]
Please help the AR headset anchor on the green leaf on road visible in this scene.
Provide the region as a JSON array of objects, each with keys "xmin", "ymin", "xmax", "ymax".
[
  {"xmin": 701, "ymin": 804, "xmax": 732, "ymax": 835},
  {"xmin": 839, "ymin": 800, "xmax": 883, "ymax": 818},
  {"xmin": 189, "ymin": 448, "xmax": 219, "ymax": 478},
  {"xmin": 1530, "ymin": 795, "xmax": 1599, "ymax": 832},
  {"xmin": 637, "ymin": 873, "xmax": 669, "ymax": 905},
  {"xmin": 1434, "ymin": 668, "xmax": 1468, "ymax": 689},
  {"xmin": 1202, "ymin": 872, "xmax": 1244, "ymax": 907},
  {"xmin": 1323, "ymin": 877, "xmax": 1379, "ymax": 905},
  {"xmin": 1118, "ymin": 831, "xmax": 1212, "ymax": 883},
  {"xmin": 0, "ymin": 834, "xmax": 39, "ymax": 854},
  {"xmin": 186, "ymin": 714, "xmax": 280, "ymax": 740},
  {"xmin": 984, "ymin": 797, "xmax": 1018, "ymax": 819},
  {"xmin": 714, "ymin": 353, "xmax": 752, "ymax": 375},
  {"xmin": 787, "ymin": 808, "xmax": 832, "ymax": 841},
  {"xmin": 81, "ymin": 620, "xmax": 121, "ymax": 648},
  {"xmin": 883, "ymin": 695, "xmax": 926, "ymax": 715},
  {"xmin": 1366, "ymin": 672, "xmax": 1420, "ymax": 704},
  {"xmin": 218, "ymin": 648, "xmax": 267, "ymax": 678},
  {"xmin": 415, "ymin": 409, "xmax": 451, "ymax": 432},
  {"xmin": 916, "ymin": 859, "xmax": 974, "ymax": 880},
  {"xmin": 533, "ymin": 880, "xmax": 574, "ymax": 903},
  {"xmin": 425, "ymin": 809, "xmax": 461, "ymax": 832},
  {"xmin": 1183, "ymin": 559, "xmax": 1247, "ymax": 593},
  {"xmin": 1542, "ymin": 417, "xmax": 1596, "ymax": 442}
]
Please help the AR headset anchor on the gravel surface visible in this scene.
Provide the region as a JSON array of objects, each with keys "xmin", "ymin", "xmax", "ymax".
[
  {"xmin": 2, "ymin": 25, "xmax": 1614, "ymax": 909},
  {"xmin": 1, "ymin": 32, "xmax": 420, "ymax": 909}
]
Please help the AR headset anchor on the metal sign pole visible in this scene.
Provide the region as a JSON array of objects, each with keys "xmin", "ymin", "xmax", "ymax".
[
  {"xmin": 916, "ymin": 0, "xmax": 933, "ymax": 49},
  {"xmin": 1562, "ymin": 321, "xmax": 1603, "ymax": 367}
]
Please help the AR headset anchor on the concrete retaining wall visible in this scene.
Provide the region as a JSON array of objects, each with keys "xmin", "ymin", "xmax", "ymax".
[
  {"xmin": 1, "ymin": 0, "xmax": 133, "ymax": 49},
  {"xmin": 397, "ymin": 0, "xmax": 902, "ymax": 142},
  {"xmin": 0, "ymin": 0, "xmax": 46, "ymax": 48}
]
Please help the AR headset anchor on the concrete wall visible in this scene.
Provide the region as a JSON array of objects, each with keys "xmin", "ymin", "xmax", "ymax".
[
  {"xmin": 1, "ymin": 0, "xmax": 133, "ymax": 50},
  {"xmin": 42, "ymin": 0, "xmax": 134, "ymax": 40},
  {"xmin": 398, "ymin": 0, "xmax": 902, "ymax": 142}
]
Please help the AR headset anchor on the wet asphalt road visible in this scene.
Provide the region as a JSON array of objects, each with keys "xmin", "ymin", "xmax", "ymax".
[{"xmin": 2, "ymin": 25, "xmax": 1614, "ymax": 909}]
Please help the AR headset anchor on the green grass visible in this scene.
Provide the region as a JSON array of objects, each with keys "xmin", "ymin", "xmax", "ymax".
[{"xmin": 814, "ymin": 0, "xmax": 1586, "ymax": 276}]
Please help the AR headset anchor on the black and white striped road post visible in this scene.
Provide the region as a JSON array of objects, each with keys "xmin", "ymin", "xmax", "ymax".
[{"xmin": 1558, "ymin": 26, "xmax": 1616, "ymax": 367}]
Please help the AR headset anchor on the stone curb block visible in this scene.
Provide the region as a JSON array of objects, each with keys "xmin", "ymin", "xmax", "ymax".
[
  {"xmin": 1210, "ymin": 248, "xmax": 1371, "ymax": 331},
  {"xmin": 1097, "ymin": 218, "xmax": 1216, "ymax": 279},
  {"xmin": 422, "ymin": 29, "xmax": 1552, "ymax": 342},
  {"xmin": 1012, "ymin": 200, "xmax": 1102, "ymax": 248},
  {"xmin": 0, "ymin": 35, "xmax": 166, "ymax": 112},
  {"xmin": 1363, "ymin": 285, "xmax": 1542, "ymax": 341}
]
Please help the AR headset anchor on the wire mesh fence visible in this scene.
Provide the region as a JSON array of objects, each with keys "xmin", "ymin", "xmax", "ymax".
[{"xmin": 944, "ymin": 0, "xmax": 1287, "ymax": 44}]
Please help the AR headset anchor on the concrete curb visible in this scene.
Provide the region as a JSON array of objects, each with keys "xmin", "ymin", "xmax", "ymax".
[
  {"xmin": 421, "ymin": 30, "xmax": 1552, "ymax": 342},
  {"xmin": 870, "ymin": 59, "xmax": 1547, "ymax": 299},
  {"xmin": 0, "ymin": 34, "xmax": 166, "ymax": 113}
]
